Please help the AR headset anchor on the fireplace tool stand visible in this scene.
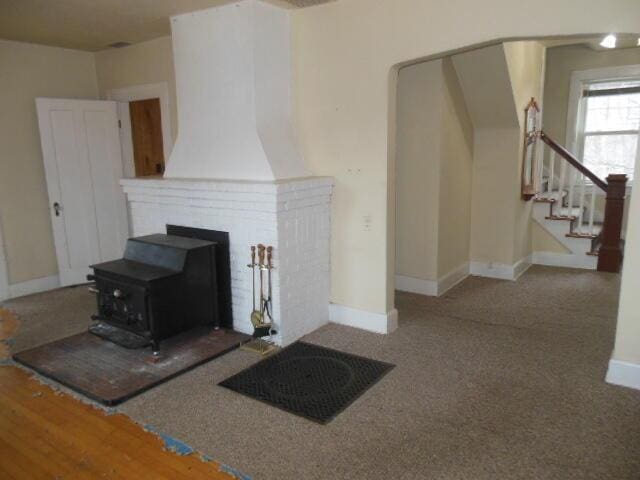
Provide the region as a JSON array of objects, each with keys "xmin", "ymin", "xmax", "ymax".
[{"xmin": 241, "ymin": 244, "xmax": 279, "ymax": 356}]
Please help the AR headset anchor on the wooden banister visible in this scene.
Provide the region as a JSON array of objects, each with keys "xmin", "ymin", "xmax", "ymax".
[
  {"xmin": 598, "ymin": 174, "xmax": 628, "ymax": 273},
  {"xmin": 536, "ymin": 130, "xmax": 627, "ymax": 273},
  {"xmin": 539, "ymin": 131, "xmax": 607, "ymax": 191}
]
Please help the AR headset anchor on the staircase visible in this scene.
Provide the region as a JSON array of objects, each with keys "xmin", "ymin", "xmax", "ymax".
[
  {"xmin": 533, "ymin": 188, "xmax": 601, "ymax": 269},
  {"xmin": 521, "ymin": 99, "xmax": 628, "ymax": 273}
]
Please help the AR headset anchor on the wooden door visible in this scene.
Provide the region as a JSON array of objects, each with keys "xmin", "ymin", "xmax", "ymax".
[
  {"xmin": 36, "ymin": 98, "xmax": 129, "ymax": 286},
  {"xmin": 129, "ymin": 98, "xmax": 165, "ymax": 176}
]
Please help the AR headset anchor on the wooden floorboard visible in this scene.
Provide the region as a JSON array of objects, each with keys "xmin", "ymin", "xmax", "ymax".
[
  {"xmin": 0, "ymin": 308, "xmax": 19, "ymax": 360},
  {"xmin": 0, "ymin": 366, "xmax": 238, "ymax": 479}
]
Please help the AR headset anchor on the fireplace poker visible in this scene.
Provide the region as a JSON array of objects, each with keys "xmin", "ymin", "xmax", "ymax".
[
  {"xmin": 249, "ymin": 246, "xmax": 263, "ymax": 328},
  {"xmin": 265, "ymin": 246, "xmax": 273, "ymax": 321},
  {"xmin": 257, "ymin": 244, "xmax": 266, "ymax": 318},
  {"xmin": 241, "ymin": 244, "xmax": 278, "ymax": 356}
]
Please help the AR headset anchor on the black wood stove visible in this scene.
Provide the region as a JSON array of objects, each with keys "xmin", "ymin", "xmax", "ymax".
[{"xmin": 88, "ymin": 227, "xmax": 232, "ymax": 353}]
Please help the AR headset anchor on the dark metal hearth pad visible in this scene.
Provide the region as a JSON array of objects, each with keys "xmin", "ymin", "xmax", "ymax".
[
  {"xmin": 14, "ymin": 327, "xmax": 250, "ymax": 406},
  {"xmin": 219, "ymin": 341, "xmax": 395, "ymax": 424}
]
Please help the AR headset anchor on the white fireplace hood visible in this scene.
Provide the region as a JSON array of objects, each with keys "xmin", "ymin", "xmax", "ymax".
[{"xmin": 164, "ymin": 0, "xmax": 309, "ymax": 181}]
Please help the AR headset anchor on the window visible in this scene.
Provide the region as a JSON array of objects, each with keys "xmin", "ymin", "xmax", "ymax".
[{"xmin": 577, "ymin": 79, "xmax": 640, "ymax": 181}]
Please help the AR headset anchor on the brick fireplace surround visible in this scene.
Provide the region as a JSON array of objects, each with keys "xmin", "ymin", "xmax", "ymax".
[{"xmin": 121, "ymin": 176, "xmax": 333, "ymax": 346}]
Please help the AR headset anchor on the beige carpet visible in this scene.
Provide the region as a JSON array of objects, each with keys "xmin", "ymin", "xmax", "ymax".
[{"xmin": 3, "ymin": 266, "xmax": 640, "ymax": 479}]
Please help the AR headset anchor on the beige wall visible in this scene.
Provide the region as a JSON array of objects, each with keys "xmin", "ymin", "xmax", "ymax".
[
  {"xmin": 0, "ymin": 40, "xmax": 98, "ymax": 284},
  {"xmin": 2, "ymin": 0, "xmax": 640, "ymax": 333},
  {"xmin": 395, "ymin": 60, "xmax": 442, "ymax": 281},
  {"xmin": 395, "ymin": 41, "xmax": 538, "ymax": 282},
  {"xmin": 532, "ymin": 222, "xmax": 569, "ymax": 253},
  {"xmin": 504, "ymin": 41, "xmax": 546, "ymax": 262},
  {"xmin": 395, "ymin": 57, "xmax": 473, "ymax": 283},
  {"xmin": 293, "ymin": 0, "xmax": 639, "ymax": 315},
  {"xmin": 504, "ymin": 41, "xmax": 546, "ymax": 127},
  {"xmin": 469, "ymin": 127, "xmax": 520, "ymax": 265},
  {"xmin": 453, "ymin": 43, "xmax": 536, "ymax": 267},
  {"xmin": 437, "ymin": 58, "xmax": 473, "ymax": 276},
  {"xmin": 0, "ymin": 36, "xmax": 177, "ymax": 287},
  {"xmin": 543, "ymin": 44, "xmax": 640, "ymax": 144},
  {"xmin": 451, "ymin": 45, "xmax": 517, "ymax": 129},
  {"xmin": 94, "ymin": 36, "xmax": 178, "ymax": 145}
]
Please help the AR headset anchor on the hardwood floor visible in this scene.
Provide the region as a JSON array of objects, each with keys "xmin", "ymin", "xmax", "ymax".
[
  {"xmin": 0, "ymin": 365, "xmax": 237, "ymax": 479},
  {"xmin": 0, "ymin": 308, "xmax": 19, "ymax": 360}
]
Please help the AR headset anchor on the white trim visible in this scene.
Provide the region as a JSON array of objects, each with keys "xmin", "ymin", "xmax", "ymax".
[
  {"xmin": 395, "ymin": 262, "xmax": 470, "ymax": 297},
  {"xmin": 7, "ymin": 275, "xmax": 60, "ymax": 300},
  {"xmin": 107, "ymin": 82, "xmax": 173, "ymax": 176},
  {"xmin": 116, "ymin": 101, "xmax": 136, "ymax": 179},
  {"xmin": 531, "ymin": 251, "xmax": 597, "ymax": 270},
  {"xmin": 606, "ymin": 359, "xmax": 640, "ymax": 391},
  {"xmin": 470, "ymin": 255, "xmax": 532, "ymax": 281},
  {"xmin": 566, "ymin": 64, "xmax": 640, "ymax": 158},
  {"xmin": 395, "ymin": 275, "xmax": 437, "ymax": 296},
  {"xmin": 513, "ymin": 255, "xmax": 532, "ymax": 280},
  {"xmin": 438, "ymin": 263, "xmax": 471, "ymax": 295},
  {"xmin": 329, "ymin": 304, "xmax": 398, "ymax": 334}
]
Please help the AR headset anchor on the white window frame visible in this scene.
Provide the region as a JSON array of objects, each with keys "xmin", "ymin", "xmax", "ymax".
[{"xmin": 566, "ymin": 64, "xmax": 640, "ymax": 190}]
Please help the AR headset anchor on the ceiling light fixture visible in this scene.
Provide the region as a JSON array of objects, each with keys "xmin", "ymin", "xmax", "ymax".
[{"xmin": 600, "ymin": 34, "xmax": 617, "ymax": 49}]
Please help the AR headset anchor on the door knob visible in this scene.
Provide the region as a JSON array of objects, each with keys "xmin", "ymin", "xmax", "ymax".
[{"xmin": 53, "ymin": 202, "xmax": 62, "ymax": 216}]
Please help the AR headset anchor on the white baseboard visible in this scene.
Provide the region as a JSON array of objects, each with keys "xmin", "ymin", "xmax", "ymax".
[
  {"xmin": 606, "ymin": 359, "xmax": 640, "ymax": 391},
  {"xmin": 531, "ymin": 251, "xmax": 597, "ymax": 270},
  {"xmin": 7, "ymin": 275, "xmax": 60, "ymax": 300},
  {"xmin": 329, "ymin": 304, "xmax": 398, "ymax": 334},
  {"xmin": 513, "ymin": 255, "xmax": 532, "ymax": 280},
  {"xmin": 395, "ymin": 263, "xmax": 470, "ymax": 297},
  {"xmin": 470, "ymin": 255, "xmax": 532, "ymax": 281},
  {"xmin": 437, "ymin": 263, "xmax": 470, "ymax": 295},
  {"xmin": 395, "ymin": 275, "xmax": 437, "ymax": 296}
]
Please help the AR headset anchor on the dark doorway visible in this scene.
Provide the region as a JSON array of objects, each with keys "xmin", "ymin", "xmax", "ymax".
[{"xmin": 129, "ymin": 98, "xmax": 165, "ymax": 176}]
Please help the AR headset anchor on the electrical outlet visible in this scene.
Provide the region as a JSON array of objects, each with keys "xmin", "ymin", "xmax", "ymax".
[{"xmin": 363, "ymin": 215, "xmax": 372, "ymax": 232}]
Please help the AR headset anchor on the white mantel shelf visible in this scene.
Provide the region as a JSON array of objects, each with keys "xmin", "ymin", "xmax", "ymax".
[{"xmin": 120, "ymin": 176, "xmax": 334, "ymax": 191}]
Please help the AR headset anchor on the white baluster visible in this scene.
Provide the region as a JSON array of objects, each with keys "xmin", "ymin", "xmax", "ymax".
[
  {"xmin": 538, "ymin": 147, "xmax": 545, "ymax": 195},
  {"xmin": 566, "ymin": 168, "xmax": 575, "ymax": 218},
  {"xmin": 578, "ymin": 174, "xmax": 586, "ymax": 234},
  {"xmin": 548, "ymin": 151, "xmax": 556, "ymax": 194},
  {"xmin": 588, "ymin": 182, "xmax": 596, "ymax": 236},
  {"xmin": 557, "ymin": 157, "xmax": 566, "ymax": 205}
]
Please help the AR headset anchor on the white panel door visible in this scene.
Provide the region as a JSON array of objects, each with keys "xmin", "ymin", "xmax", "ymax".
[
  {"xmin": 36, "ymin": 98, "xmax": 129, "ymax": 286},
  {"xmin": 116, "ymin": 101, "xmax": 136, "ymax": 178}
]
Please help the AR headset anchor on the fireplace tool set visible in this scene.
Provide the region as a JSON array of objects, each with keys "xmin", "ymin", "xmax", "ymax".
[{"xmin": 241, "ymin": 244, "xmax": 279, "ymax": 355}]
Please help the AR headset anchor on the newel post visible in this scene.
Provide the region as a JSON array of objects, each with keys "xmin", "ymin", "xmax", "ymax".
[{"xmin": 597, "ymin": 174, "xmax": 628, "ymax": 273}]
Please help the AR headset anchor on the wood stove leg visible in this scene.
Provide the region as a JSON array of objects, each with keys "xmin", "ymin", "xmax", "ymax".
[{"xmin": 151, "ymin": 339, "xmax": 160, "ymax": 356}]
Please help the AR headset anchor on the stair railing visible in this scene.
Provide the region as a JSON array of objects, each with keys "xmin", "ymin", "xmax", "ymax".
[{"xmin": 534, "ymin": 131, "xmax": 628, "ymax": 273}]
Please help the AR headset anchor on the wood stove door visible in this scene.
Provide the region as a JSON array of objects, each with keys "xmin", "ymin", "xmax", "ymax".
[{"xmin": 95, "ymin": 278, "xmax": 148, "ymax": 333}]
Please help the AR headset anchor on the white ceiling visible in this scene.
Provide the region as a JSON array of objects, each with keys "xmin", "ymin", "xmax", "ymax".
[{"xmin": 0, "ymin": 0, "xmax": 335, "ymax": 52}]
